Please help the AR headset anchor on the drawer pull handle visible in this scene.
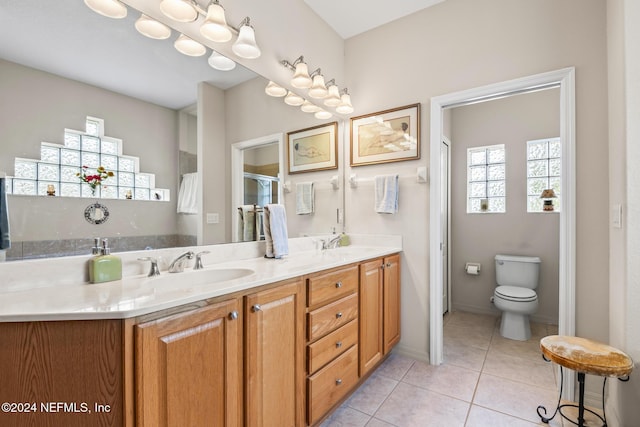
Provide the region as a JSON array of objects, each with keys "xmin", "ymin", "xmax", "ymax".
[
  {"xmin": 336, "ymin": 341, "xmax": 342, "ymax": 348},
  {"xmin": 336, "ymin": 281, "xmax": 342, "ymax": 288},
  {"xmin": 335, "ymin": 379, "xmax": 342, "ymax": 386},
  {"xmin": 252, "ymin": 304, "xmax": 262, "ymax": 312},
  {"xmin": 336, "ymin": 312, "xmax": 343, "ymax": 319},
  {"xmin": 229, "ymin": 311, "xmax": 238, "ymax": 320}
]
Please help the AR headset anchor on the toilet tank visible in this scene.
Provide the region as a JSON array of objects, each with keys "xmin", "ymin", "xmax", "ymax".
[{"xmin": 495, "ymin": 254, "xmax": 541, "ymax": 289}]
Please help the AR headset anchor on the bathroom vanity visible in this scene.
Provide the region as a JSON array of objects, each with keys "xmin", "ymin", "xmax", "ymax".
[{"xmin": 0, "ymin": 236, "xmax": 401, "ymax": 427}]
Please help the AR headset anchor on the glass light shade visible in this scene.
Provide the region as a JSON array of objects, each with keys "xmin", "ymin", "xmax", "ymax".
[
  {"xmin": 284, "ymin": 91, "xmax": 304, "ymax": 106},
  {"xmin": 160, "ymin": 0, "xmax": 198, "ymax": 22},
  {"xmin": 324, "ymin": 84, "xmax": 341, "ymax": 107},
  {"xmin": 232, "ymin": 24, "xmax": 261, "ymax": 59},
  {"xmin": 301, "ymin": 101, "xmax": 321, "ymax": 113},
  {"xmin": 315, "ymin": 110, "xmax": 333, "ymax": 120},
  {"xmin": 174, "ymin": 34, "xmax": 207, "ymax": 57},
  {"xmin": 336, "ymin": 93, "xmax": 354, "ymax": 114},
  {"xmin": 291, "ymin": 62, "xmax": 312, "ymax": 89},
  {"xmin": 84, "ymin": 0, "xmax": 127, "ymax": 19},
  {"xmin": 308, "ymin": 74, "xmax": 328, "ymax": 99},
  {"xmin": 200, "ymin": 2, "xmax": 232, "ymax": 43},
  {"xmin": 135, "ymin": 14, "xmax": 171, "ymax": 40},
  {"xmin": 208, "ymin": 51, "xmax": 236, "ymax": 71},
  {"xmin": 265, "ymin": 81, "xmax": 287, "ymax": 97}
]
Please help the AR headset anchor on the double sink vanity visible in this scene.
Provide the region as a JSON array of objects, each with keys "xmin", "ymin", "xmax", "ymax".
[{"xmin": 0, "ymin": 235, "xmax": 401, "ymax": 426}]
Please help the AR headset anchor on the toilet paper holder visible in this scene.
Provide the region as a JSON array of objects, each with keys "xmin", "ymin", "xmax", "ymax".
[{"xmin": 465, "ymin": 262, "xmax": 481, "ymax": 275}]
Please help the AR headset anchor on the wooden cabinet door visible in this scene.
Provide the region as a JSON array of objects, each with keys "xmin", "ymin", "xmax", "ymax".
[
  {"xmin": 383, "ymin": 254, "xmax": 401, "ymax": 354},
  {"xmin": 245, "ymin": 279, "xmax": 305, "ymax": 427},
  {"xmin": 359, "ymin": 259, "xmax": 383, "ymax": 377},
  {"xmin": 135, "ymin": 299, "xmax": 242, "ymax": 427}
]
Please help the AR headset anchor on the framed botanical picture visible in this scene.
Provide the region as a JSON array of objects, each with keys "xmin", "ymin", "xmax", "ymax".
[
  {"xmin": 287, "ymin": 122, "xmax": 338, "ymax": 174},
  {"xmin": 350, "ymin": 103, "xmax": 420, "ymax": 166}
]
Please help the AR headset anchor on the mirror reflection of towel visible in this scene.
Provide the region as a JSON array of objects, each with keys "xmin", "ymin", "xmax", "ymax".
[
  {"xmin": 374, "ymin": 175, "xmax": 399, "ymax": 214},
  {"xmin": 0, "ymin": 178, "xmax": 11, "ymax": 250},
  {"xmin": 296, "ymin": 182, "xmax": 314, "ymax": 215},
  {"xmin": 264, "ymin": 204, "xmax": 288, "ymax": 259},
  {"xmin": 177, "ymin": 173, "xmax": 198, "ymax": 214}
]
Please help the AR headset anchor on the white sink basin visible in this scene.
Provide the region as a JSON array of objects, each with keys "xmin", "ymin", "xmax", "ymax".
[{"xmin": 149, "ymin": 268, "xmax": 255, "ymax": 288}]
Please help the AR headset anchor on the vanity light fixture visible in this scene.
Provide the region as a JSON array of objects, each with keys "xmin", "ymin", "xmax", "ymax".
[
  {"xmin": 174, "ymin": 34, "xmax": 207, "ymax": 57},
  {"xmin": 284, "ymin": 91, "xmax": 305, "ymax": 106},
  {"xmin": 200, "ymin": 0, "xmax": 232, "ymax": 43},
  {"xmin": 308, "ymin": 70, "xmax": 328, "ymax": 99},
  {"xmin": 135, "ymin": 14, "xmax": 172, "ymax": 40},
  {"xmin": 232, "ymin": 17, "xmax": 261, "ymax": 59},
  {"xmin": 265, "ymin": 81, "xmax": 287, "ymax": 97},
  {"xmin": 284, "ymin": 56, "xmax": 313, "ymax": 89},
  {"xmin": 208, "ymin": 51, "xmax": 236, "ymax": 71},
  {"xmin": 314, "ymin": 109, "xmax": 333, "ymax": 120},
  {"xmin": 160, "ymin": 0, "xmax": 199, "ymax": 23},
  {"xmin": 324, "ymin": 81, "xmax": 342, "ymax": 107},
  {"xmin": 301, "ymin": 100, "xmax": 322, "ymax": 113},
  {"xmin": 336, "ymin": 89, "xmax": 354, "ymax": 114},
  {"xmin": 84, "ymin": 0, "xmax": 127, "ymax": 19}
]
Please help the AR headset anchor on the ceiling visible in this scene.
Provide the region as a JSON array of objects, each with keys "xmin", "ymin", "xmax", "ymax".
[{"xmin": 0, "ymin": 0, "xmax": 444, "ymax": 110}]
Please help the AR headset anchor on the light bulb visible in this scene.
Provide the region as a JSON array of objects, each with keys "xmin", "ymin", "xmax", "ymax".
[
  {"xmin": 84, "ymin": 0, "xmax": 127, "ymax": 19},
  {"xmin": 160, "ymin": 0, "xmax": 198, "ymax": 22},
  {"xmin": 232, "ymin": 21, "xmax": 261, "ymax": 59},
  {"xmin": 208, "ymin": 51, "xmax": 236, "ymax": 71},
  {"xmin": 174, "ymin": 34, "xmax": 206, "ymax": 57},
  {"xmin": 265, "ymin": 81, "xmax": 287, "ymax": 97},
  {"xmin": 135, "ymin": 14, "xmax": 171, "ymax": 40},
  {"xmin": 200, "ymin": 1, "xmax": 232, "ymax": 43}
]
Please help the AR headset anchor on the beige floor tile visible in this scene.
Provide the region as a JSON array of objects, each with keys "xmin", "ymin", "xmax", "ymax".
[
  {"xmin": 473, "ymin": 373, "xmax": 559, "ymax": 424},
  {"xmin": 484, "ymin": 348, "xmax": 556, "ymax": 390},
  {"xmin": 448, "ymin": 311, "xmax": 499, "ymax": 329},
  {"xmin": 345, "ymin": 373, "xmax": 398, "ymax": 416},
  {"xmin": 402, "ymin": 360, "xmax": 480, "ymax": 402},
  {"xmin": 374, "ymin": 382, "xmax": 470, "ymax": 427},
  {"xmin": 320, "ymin": 406, "xmax": 371, "ymax": 427},
  {"xmin": 444, "ymin": 339, "xmax": 488, "ymax": 371},
  {"xmin": 466, "ymin": 405, "xmax": 540, "ymax": 426},
  {"xmin": 375, "ymin": 352, "xmax": 416, "ymax": 381},
  {"xmin": 445, "ymin": 323, "xmax": 494, "ymax": 350},
  {"xmin": 365, "ymin": 418, "xmax": 396, "ymax": 427},
  {"xmin": 489, "ymin": 333, "xmax": 543, "ymax": 360}
]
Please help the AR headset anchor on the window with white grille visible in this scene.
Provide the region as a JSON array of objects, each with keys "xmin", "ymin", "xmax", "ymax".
[
  {"xmin": 526, "ymin": 137, "xmax": 561, "ymax": 212},
  {"xmin": 467, "ymin": 144, "xmax": 506, "ymax": 213}
]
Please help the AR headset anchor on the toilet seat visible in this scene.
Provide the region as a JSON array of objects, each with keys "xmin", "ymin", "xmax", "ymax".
[{"xmin": 495, "ymin": 286, "xmax": 537, "ymax": 302}]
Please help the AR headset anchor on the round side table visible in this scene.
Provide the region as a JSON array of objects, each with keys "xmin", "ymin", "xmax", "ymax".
[{"xmin": 538, "ymin": 335, "xmax": 633, "ymax": 427}]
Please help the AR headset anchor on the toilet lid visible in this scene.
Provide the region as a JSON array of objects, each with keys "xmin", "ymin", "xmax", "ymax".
[{"xmin": 495, "ymin": 286, "xmax": 537, "ymax": 302}]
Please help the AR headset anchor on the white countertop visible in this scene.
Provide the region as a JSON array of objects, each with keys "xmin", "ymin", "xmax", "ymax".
[{"xmin": 0, "ymin": 235, "xmax": 401, "ymax": 322}]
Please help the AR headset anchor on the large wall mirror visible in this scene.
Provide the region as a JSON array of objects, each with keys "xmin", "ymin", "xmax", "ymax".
[{"xmin": 0, "ymin": 0, "xmax": 344, "ymax": 261}]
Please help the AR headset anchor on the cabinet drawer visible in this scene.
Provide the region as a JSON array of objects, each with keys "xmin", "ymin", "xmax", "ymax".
[
  {"xmin": 307, "ymin": 293, "xmax": 358, "ymax": 342},
  {"xmin": 307, "ymin": 345, "xmax": 359, "ymax": 426},
  {"xmin": 307, "ymin": 265, "xmax": 358, "ymax": 307},
  {"xmin": 307, "ymin": 319, "xmax": 358, "ymax": 375}
]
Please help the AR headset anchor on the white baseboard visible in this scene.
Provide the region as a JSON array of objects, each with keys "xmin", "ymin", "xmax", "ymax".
[
  {"xmin": 451, "ymin": 303, "xmax": 558, "ymax": 326},
  {"xmin": 394, "ymin": 344, "xmax": 428, "ymax": 364}
]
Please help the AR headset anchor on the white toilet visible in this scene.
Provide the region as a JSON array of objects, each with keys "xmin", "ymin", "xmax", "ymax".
[{"xmin": 493, "ymin": 254, "xmax": 541, "ymax": 341}]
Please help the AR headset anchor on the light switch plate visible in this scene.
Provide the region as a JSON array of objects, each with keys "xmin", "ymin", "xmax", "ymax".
[
  {"xmin": 612, "ymin": 204, "xmax": 622, "ymax": 229},
  {"xmin": 207, "ymin": 213, "xmax": 219, "ymax": 224}
]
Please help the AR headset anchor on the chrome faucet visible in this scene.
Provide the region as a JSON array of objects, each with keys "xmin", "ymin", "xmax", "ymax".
[
  {"xmin": 194, "ymin": 251, "xmax": 210, "ymax": 270},
  {"xmin": 322, "ymin": 234, "xmax": 341, "ymax": 250},
  {"xmin": 138, "ymin": 257, "xmax": 160, "ymax": 277},
  {"xmin": 168, "ymin": 251, "xmax": 194, "ymax": 273}
]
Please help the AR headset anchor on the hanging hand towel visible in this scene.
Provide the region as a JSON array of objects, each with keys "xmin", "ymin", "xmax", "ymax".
[
  {"xmin": 0, "ymin": 178, "xmax": 11, "ymax": 250},
  {"xmin": 237, "ymin": 205, "xmax": 258, "ymax": 242},
  {"xmin": 296, "ymin": 182, "xmax": 314, "ymax": 215},
  {"xmin": 374, "ymin": 174, "xmax": 399, "ymax": 214},
  {"xmin": 177, "ymin": 172, "xmax": 198, "ymax": 214},
  {"xmin": 264, "ymin": 204, "xmax": 289, "ymax": 259}
]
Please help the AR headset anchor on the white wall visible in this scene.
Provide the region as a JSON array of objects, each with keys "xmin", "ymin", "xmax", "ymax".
[
  {"xmin": 0, "ymin": 59, "xmax": 179, "ymax": 242},
  {"xmin": 607, "ymin": 0, "xmax": 640, "ymax": 424},
  {"xmin": 450, "ymin": 89, "xmax": 560, "ymax": 324},
  {"xmin": 344, "ymin": 0, "xmax": 609, "ymax": 361}
]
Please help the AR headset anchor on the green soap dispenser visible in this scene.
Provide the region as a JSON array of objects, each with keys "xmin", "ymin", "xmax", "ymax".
[{"xmin": 89, "ymin": 238, "xmax": 122, "ymax": 284}]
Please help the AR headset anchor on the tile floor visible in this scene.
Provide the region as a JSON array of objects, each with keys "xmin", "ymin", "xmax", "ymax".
[{"xmin": 320, "ymin": 311, "xmax": 605, "ymax": 427}]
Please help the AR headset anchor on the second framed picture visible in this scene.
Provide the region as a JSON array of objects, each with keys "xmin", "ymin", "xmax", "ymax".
[
  {"xmin": 287, "ymin": 122, "xmax": 338, "ymax": 174},
  {"xmin": 350, "ymin": 103, "xmax": 420, "ymax": 166}
]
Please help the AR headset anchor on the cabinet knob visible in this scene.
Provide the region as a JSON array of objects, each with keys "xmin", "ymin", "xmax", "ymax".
[
  {"xmin": 335, "ymin": 281, "xmax": 342, "ymax": 288},
  {"xmin": 335, "ymin": 312, "xmax": 343, "ymax": 319},
  {"xmin": 386, "ymin": 262, "xmax": 392, "ymax": 268},
  {"xmin": 336, "ymin": 341, "xmax": 342, "ymax": 348},
  {"xmin": 229, "ymin": 311, "xmax": 238, "ymax": 320},
  {"xmin": 335, "ymin": 379, "xmax": 342, "ymax": 385},
  {"xmin": 252, "ymin": 304, "xmax": 262, "ymax": 312}
]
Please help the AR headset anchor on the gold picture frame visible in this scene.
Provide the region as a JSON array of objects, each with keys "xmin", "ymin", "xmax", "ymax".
[
  {"xmin": 287, "ymin": 122, "xmax": 338, "ymax": 174},
  {"xmin": 350, "ymin": 103, "xmax": 420, "ymax": 166}
]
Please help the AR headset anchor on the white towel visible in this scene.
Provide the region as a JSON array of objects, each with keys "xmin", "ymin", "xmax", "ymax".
[
  {"xmin": 0, "ymin": 178, "xmax": 10, "ymax": 250},
  {"xmin": 264, "ymin": 204, "xmax": 289, "ymax": 259},
  {"xmin": 177, "ymin": 172, "xmax": 198, "ymax": 214},
  {"xmin": 296, "ymin": 182, "xmax": 314, "ymax": 215},
  {"xmin": 237, "ymin": 205, "xmax": 263, "ymax": 242},
  {"xmin": 374, "ymin": 175, "xmax": 399, "ymax": 214}
]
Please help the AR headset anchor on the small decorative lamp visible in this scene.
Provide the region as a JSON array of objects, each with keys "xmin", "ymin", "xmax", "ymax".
[{"xmin": 540, "ymin": 189, "xmax": 557, "ymax": 211}]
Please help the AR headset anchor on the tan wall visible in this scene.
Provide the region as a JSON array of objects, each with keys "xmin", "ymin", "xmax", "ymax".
[
  {"xmin": 344, "ymin": 0, "xmax": 609, "ymax": 361},
  {"xmin": 450, "ymin": 89, "xmax": 560, "ymax": 324}
]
